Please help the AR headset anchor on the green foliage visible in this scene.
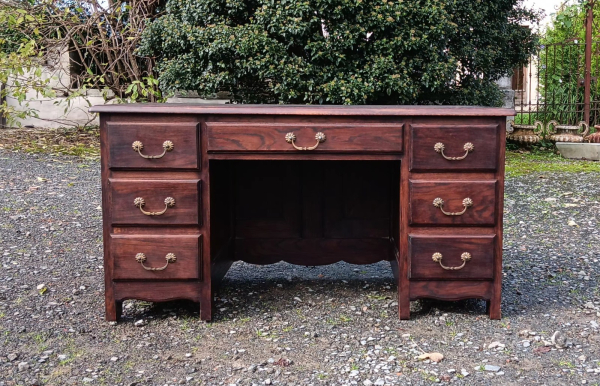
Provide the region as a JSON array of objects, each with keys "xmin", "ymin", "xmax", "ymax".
[
  {"xmin": 0, "ymin": 1, "xmax": 168, "ymax": 128},
  {"xmin": 536, "ymin": 2, "xmax": 600, "ymax": 126},
  {"xmin": 140, "ymin": 0, "xmax": 540, "ymax": 105}
]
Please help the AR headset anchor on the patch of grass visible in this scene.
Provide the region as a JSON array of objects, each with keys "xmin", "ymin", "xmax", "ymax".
[
  {"xmin": 506, "ymin": 150, "xmax": 600, "ymax": 176},
  {"xmin": 0, "ymin": 127, "xmax": 100, "ymax": 158}
]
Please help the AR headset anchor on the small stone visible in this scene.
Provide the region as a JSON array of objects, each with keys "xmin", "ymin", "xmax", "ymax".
[
  {"xmin": 488, "ymin": 342, "xmax": 505, "ymax": 350},
  {"xmin": 82, "ymin": 377, "xmax": 94, "ymax": 383},
  {"xmin": 293, "ymin": 297, "xmax": 302, "ymax": 302},
  {"xmin": 496, "ymin": 371, "xmax": 505, "ymax": 376},
  {"xmin": 584, "ymin": 302, "xmax": 596, "ymax": 310},
  {"xmin": 460, "ymin": 369, "xmax": 470, "ymax": 377},
  {"xmin": 363, "ymin": 381, "xmax": 373, "ymax": 386},
  {"xmin": 522, "ymin": 341, "xmax": 531, "ymax": 348},
  {"xmin": 350, "ymin": 370, "xmax": 359, "ymax": 377},
  {"xmin": 110, "ymin": 357, "xmax": 118, "ymax": 362},
  {"xmin": 248, "ymin": 365, "xmax": 257, "ymax": 373},
  {"xmin": 374, "ymin": 379, "xmax": 385, "ymax": 386},
  {"xmin": 134, "ymin": 319, "xmax": 146, "ymax": 327},
  {"xmin": 58, "ymin": 354, "xmax": 68, "ymax": 361},
  {"xmin": 551, "ymin": 331, "xmax": 568, "ymax": 348},
  {"xmin": 18, "ymin": 362, "xmax": 29, "ymax": 371},
  {"xmin": 264, "ymin": 379, "xmax": 271, "ymax": 385},
  {"xmin": 447, "ymin": 369, "xmax": 456, "ymax": 373},
  {"xmin": 36, "ymin": 284, "xmax": 46, "ymax": 290},
  {"xmin": 7, "ymin": 353, "xmax": 18, "ymax": 362},
  {"xmin": 578, "ymin": 355, "xmax": 587, "ymax": 362},
  {"xmin": 484, "ymin": 365, "xmax": 501, "ymax": 372},
  {"xmin": 185, "ymin": 353, "xmax": 192, "ymax": 358}
]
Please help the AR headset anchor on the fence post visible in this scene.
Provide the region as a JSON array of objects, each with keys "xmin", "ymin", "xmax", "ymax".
[{"xmin": 584, "ymin": 0, "xmax": 593, "ymax": 126}]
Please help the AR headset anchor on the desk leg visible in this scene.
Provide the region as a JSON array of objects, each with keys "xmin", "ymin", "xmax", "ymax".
[{"xmin": 200, "ymin": 286, "xmax": 212, "ymax": 321}]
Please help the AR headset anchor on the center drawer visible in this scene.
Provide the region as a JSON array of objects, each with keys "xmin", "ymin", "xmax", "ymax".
[
  {"xmin": 111, "ymin": 234, "xmax": 202, "ymax": 280},
  {"xmin": 206, "ymin": 122, "xmax": 403, "ymax": 153}
]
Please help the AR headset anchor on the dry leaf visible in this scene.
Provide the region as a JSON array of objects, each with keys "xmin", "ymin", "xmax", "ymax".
[{"xmin": 417, "ymin": 352, "xmax": 444, "ymax": 362}]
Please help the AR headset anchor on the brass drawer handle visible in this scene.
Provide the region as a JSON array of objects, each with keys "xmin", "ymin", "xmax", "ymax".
[
  {"xmin": 434, "ymin": 142, "xmax": 474, "ymax": 160},
  {"xmin": 285, "ymin": 132, "xmax": 326, "ymax": 150},
  {"xmin": 133, "ymin": 197, "xmax": 175, "ymax": 216},
  {"xmin": 132, "ymin": 140, "xmax": 174, "ymax": 159},
  {"xmin": 432, "ymin": 252, "xmax": 472, "ymax": 270},
  {"xmin": 135, "ymin": 253, "xmax": 177, "ymax": 271},
  {"xmin": 433, "ymin": 197, "xmax": 473, "ymax": 216}
]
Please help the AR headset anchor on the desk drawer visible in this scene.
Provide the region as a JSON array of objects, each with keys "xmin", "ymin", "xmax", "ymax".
[
  {"xmin": 409, "ymin": 235, "xmax": 495, "ymax": 280},
  {"xmin": 109, "ymin": 179, "xmax": 201, "ymax": 225},
  {"xmin": 111, "ymin": 235, "xmax": 201, "ymax": 280},
  {"xmin": 409, "ymin": 180, "xmax": 497, "ymax": 226},
  {"xmin": 107, "ymin": 122, "xmax": 199, "ymax": 169},
  {"xmin": 206, "ymin": 122, "xmax": 403, "ymax": 153},
  {"xmin": 409, "ymin": 124, "xmax": 499, "ymax": 171}
]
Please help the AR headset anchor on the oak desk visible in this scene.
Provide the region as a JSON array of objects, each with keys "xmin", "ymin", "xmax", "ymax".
[{"xmin": 89, "ymin": 104, "xmax": 512, "ymax": 321}]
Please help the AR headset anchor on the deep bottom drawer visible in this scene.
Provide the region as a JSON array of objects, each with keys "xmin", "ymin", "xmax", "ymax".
[{"xmin": 111, "ymin": 234, "xmax": 202, "ymax": 280}]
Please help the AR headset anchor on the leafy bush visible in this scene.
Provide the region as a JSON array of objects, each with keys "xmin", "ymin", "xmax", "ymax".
[
  {"xmin": 140, "ymin": 0, "xmax": 540, "ymax": 105},
  {"xmin": 536, "ymin": 2, "xmax": 600, "ymax": 126}
]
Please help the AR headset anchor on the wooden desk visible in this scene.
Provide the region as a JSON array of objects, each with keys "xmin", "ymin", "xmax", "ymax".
[{"xmin": 89, "ymin": 104, "xmax": 511, "ymax": 321}]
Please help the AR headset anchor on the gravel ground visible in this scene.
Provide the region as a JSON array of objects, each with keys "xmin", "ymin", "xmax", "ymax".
[{"xmin": 1, "ymin": 149, "xmax": 600, "ymax": 386}]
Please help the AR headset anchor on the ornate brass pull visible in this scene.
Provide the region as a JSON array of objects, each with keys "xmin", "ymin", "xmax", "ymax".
[
  {"xmin": 285, "ymin": 132, "xmax": 326, "ymax": 150},
  {"xmin": 432, "ymin": 252, "xmax": 472, "ymax": 270},
  {"xmin": 135, "ymin": 253, "xmax": 177, "ymax": 271},
  {"xmin": 433, "ymin": 197, "xmax": 473, "ymax": 216},
  {"xmin": 132, "ymin": 140, "xmax": 174, "ymax": 159},
  {"xmin": 434, "ymin": 142, "xmax": 474, "ymax": 160},
  {"xmin": 133, "ymin": 197, "xmax": 175, "ymax": 216}
]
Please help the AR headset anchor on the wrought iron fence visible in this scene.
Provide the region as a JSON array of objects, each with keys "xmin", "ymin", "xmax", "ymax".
[{"xmin": 514, "ymin": 2, "xmax": 600, "ymax": 129}]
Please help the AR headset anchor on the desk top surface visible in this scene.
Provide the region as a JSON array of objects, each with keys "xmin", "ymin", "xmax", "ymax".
[{"xmin": 90, "ymin": 104, "xmax": 514, "ymax": 116}]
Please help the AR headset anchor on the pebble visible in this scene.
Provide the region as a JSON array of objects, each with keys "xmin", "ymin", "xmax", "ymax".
[
  {"xmin": 264, "ymin": 379, "xmax": 271, "ymax": 385},
  {"xmin": 17, "ymin": 362, "xmax": 29, "ymax": 371},
  {"xmin": 480, "ymin": 365, "xmax": 501, "ymax": 372},
  {"xmin": 7, "ymin": 353, "xmax": 18, "ymax": 361},
  {"xmin": 110, "ymin": 357, "xmax": 118, "ymax": 362},
  {"xmin": 523, "ymin": 341, "xmax": 531, "ymax": 348},
  {"xmin": 374, "ymin": 379, "xmax": 385, "ymax": 386},
  {"xmin": 134, "ymin": 319, "xmax": 147, "ymax": 327},
  {"xmin": 363, "ymin": 381, "xmax": 373, "ymax": 386},
  {"xmin": 488, "ymin": 341, "xmax": 505, "ymax": 350}
]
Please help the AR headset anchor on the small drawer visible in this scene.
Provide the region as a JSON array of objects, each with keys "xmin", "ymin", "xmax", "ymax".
[
  {"xmin": 107, "ymin": 122, "xmax": 199, "ymax": 169},
  {"xmin": 109, "ymin": 179, "xmax": 201, "ymax": 225},
  {"xmin": 409, "ymin": 124, "xmax": 499, "ymax": 171},
  {"xmin": 409, "ymin": 180, "xmax": 497, "ymax": 226},
  {"xmin": 206, "ymin": 122, "xmax": 403, "ymax": 153},
  {"xmin": 111, "ymin": 235, "xmax": 201, "ymax": 280},
  {"xmin": 409, "ymin": 235, "xmax": 495, "ymax": 280}
]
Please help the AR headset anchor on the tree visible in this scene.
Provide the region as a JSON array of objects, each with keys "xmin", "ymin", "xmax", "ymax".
[
  {"xmin": 0, "ymin": 0, "xmax": 168, "ymax": 127},
  {"xmin": 139, "ymin": 0, "xmax": 540, "ymax": 105}
]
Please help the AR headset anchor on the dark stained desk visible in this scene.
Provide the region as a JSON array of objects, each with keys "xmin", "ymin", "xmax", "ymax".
[{"xmin": 89, "ymin": 104, "xmax": 511, "ymax": 321}]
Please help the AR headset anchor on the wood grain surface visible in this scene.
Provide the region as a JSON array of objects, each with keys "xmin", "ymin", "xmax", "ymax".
[
  {"xmin": 109, "ymin": 179, "xmax": 201, "ymax": 225},
  {"xmin": 107, "ymin": 122, "xmax": 199, "ymax": 169},
  {"xmin": 409, "ymin": 124, "xmax": 499, "ymax": 171},
  {"xmin": 206, "ymin": 122, "xmax": 403, "ymax": 153},
  {"xmin": 409, "ymin": 235, "xmax": 495, "ymax": 280},
  {"xmin": 409, "ymin": 180, "xmax": 497, "ymax": 225},
  {"xmin": 111, "ymin": 234, "xmax": 201, "ymax": 280}
]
